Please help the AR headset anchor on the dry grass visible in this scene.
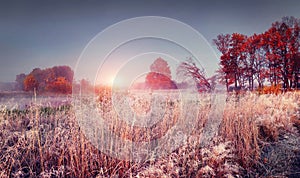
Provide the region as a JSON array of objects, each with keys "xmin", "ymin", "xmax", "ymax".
[
  {"xmin": 0, "ymin": 91, "xmax": 299, "ymax": 177},
  {"xmin": 220, "ymin": 92, "xmax": 300, "ymax": 177}
]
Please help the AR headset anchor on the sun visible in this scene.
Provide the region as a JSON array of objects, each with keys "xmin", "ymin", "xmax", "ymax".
[
  {"xmin": 108, "ymin": 76, "xmax": 115, "ymax": 86},
  {"xmin": 108, "ymin": 75, "xmax": 122, "ymax": 87},
  {"xmin": 99, "ymin": 74, "xmax": 124, "ymax": 87}
]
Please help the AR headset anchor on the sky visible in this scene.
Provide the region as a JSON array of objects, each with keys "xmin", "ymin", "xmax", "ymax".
[{"xmin": 1, "ymin": 0, "xmax": 300, "ymax": 85}]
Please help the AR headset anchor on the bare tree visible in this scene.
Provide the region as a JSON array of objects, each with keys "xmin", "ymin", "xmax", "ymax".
[{"xmin": 177, "ymin": 58, "xmax": 212, "ymax": 92}]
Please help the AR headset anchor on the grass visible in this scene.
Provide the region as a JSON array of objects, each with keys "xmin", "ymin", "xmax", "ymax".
[{"xmin": 0, "ymin": 91, "xmax": 299, "ymax": 177}]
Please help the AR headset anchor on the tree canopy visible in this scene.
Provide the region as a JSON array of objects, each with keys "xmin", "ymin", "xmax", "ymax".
[
  {"xmin": 150, "ymin": 57, "xmax": 172, "ymax": 79},
  {"xmin": 145, "ymin": 58, "xmax": 177, "ymax": 90},
  {"xmin": 16, "ymin": 65, "xmax": 73, "ymax": 94},
  {"xmin": 213, "ymin": 16, "xmax": 300, "ymax": 91}
]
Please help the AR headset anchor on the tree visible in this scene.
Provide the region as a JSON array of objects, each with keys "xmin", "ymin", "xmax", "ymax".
[
  {"xmin": 29, "ymin": 67, "xmax": 53, "ymax": 91},
  {"xmin": 145, "ymin": 72, "xmax": 177, "ymax": 90},
  {"xmin": 251, "ymin": 34, "xmax": 268, "ymax": 89},
  {"xmin": 216, "ymin": 68, "xmax": 235, "ymax": 91},
  {"xmin": 52, "ymin": 66, "xmax": 74, "ymax": 83},
  {"xmin": 24, "ymin": 74, "xmax": 39, "ymax": 91},
  {"xmin": 229, "ymin": 33, "xmax": 248, "ymax": 89},
  {"xmin": 273, "ymin": 17, "xmax": 300, "ymax": 89},
  {"xmin": 145, "ymin": 58, "xmax": 176, "ymax": 89},
  {"xmin": 213, "ymin": 33, "xmax": 247, "ymax": 91},
  {"xmin": 262, "ymin": 17, "xmax": 300, "ymax": 89},
  {"xmin": 214, "ymin": 16, "xmax": 300, "ymax": 92},
  {"xmin": 244, "ymin": 33, "xmax": 268, "ymax": 90},
  {"xmin": 46, "ymin": 77, "xmax": 72, "ymax": 94},
  {"xmin": 213, "ymin": 17, "xmax": 300, "ymax": 90},
  {"xmin": 18, "ymin": 65, "xmax": 74, "ymax": 93},
  {"xmin": 293, "ymin": 53, "xmax": 300, "ymax": 89},
  {"xmin": 150, "ymin": 57, "xmax": 171, "ymax": 79},
  {"xmin": 177, "ymin": 58, "xmax": 211, "ymax": 92},
  {"xmin": 213, "ymin": 34, "xmax": 232, "ymax": 91}
]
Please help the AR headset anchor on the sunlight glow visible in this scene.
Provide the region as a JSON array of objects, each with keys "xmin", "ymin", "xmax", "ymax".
[{"xmin": 109, "ymin": 76, "xmax": 115, "ymax": 86}]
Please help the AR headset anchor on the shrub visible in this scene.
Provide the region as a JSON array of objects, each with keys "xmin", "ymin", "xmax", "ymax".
[{"xmin": 258, "ymin": 84, "xmax": 282, "ymax": 95}]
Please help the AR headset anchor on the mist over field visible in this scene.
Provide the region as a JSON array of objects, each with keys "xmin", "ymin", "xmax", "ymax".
[{"xmin": 1, "ymin": 1, "xmax": 300, "ymax": 177}]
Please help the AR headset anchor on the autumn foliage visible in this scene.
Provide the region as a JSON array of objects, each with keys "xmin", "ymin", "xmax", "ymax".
[
  {"xmin": 145, "ymin": 72, "xmax": 177, "ymax": 90},
  {"xmin": 145, "ymin": 58, "xmax": 177, "ymax": 90},
  {"xmin": 258, "ymin": 84, "xmax": 282, "ymax": 95},
  {"xmin": 214, "ymin": 16, "xmax": 300, "ymax": 92},
  {"xmin": 23, "ymin": 74, "xmax": 39, "ymax": 92},
  {"xmin": 16, "ymin": 66, "xmax": 73, "ymax": 94},
  {"xmin": 46, "ymin": 77, "xmax": 72, "ymax": 94}
]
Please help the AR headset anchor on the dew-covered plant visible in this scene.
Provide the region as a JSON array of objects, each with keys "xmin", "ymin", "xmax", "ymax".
[{"xmin": 0, "ymin": 91, "xmax": 299, "ymax": 177}]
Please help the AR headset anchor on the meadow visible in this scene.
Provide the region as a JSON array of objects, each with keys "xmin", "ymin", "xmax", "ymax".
[{"xmin": 0, "ymin": 91, "xmax": 299, "ymax": 177}]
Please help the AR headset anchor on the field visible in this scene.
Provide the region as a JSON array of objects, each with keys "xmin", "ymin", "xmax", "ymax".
[{"xmin": 0, "ymin": 91, "xmax": 299, "ymax": 177}]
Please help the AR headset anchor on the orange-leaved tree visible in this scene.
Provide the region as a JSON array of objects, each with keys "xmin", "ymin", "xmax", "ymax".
[
  {"xmin": 24, "ymin": 74, "xmax": 39, "ymax": 92},
  {"xmin": 46, "ymin": 77, "xmax": 72, "ymax": 94}
]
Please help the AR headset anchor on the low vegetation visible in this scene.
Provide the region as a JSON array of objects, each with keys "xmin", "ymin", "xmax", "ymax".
[{"xmin": 0, "ymin": 91, "xmax": 299, "ymax": 177}]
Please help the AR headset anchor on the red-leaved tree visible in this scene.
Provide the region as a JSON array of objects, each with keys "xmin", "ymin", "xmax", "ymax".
[{"xmin": 214, "ymin": 16, "xmax": 300, "ymax": 91}]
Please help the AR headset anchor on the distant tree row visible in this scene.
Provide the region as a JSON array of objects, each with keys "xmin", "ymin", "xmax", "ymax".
[
  {"xmin": 16, "ymin": 66, "xmax": 73, "ymax": 94},
  {"xmin": 214, "ymin": 16, "xmax": 300, "ymax": 91}
]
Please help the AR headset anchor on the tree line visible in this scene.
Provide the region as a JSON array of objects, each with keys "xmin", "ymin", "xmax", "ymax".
[
  {"xmin": 16, "ymin": 66, "xmax": 73, "ymax": 94},
  {"xmin": 213, "ymin": 16, "xmax": 300, "ymax": 92},
  {"xmin": 14, "ymin": 16, "xmax": 299, "ymax": 94}
]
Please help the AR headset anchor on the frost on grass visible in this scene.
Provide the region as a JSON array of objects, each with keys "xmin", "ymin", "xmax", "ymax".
[{"xmin": 0, "ymin": 92, "xmax": 299, "ymax": 177}]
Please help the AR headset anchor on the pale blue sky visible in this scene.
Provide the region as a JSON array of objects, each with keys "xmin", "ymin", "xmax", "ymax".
[{"xmin": 1, "ymin": 0, "xmax": 300, "ymax": 83}]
